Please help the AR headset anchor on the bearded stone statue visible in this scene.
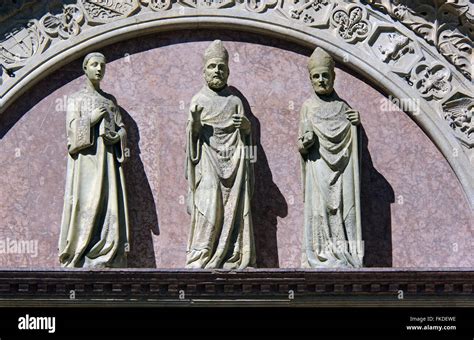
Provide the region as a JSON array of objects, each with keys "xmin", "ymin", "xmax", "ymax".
[{"xmin": 185, "ymin": 40, "xmax": 256, "ymax": 269}]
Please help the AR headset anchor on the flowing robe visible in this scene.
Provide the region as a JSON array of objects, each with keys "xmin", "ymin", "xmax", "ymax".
[
  {"xmin": 298, "ymin": 96, "xmax": 363, "ymax": 268},
  {"xmin": 59, "ymin": 88, "xmax": 129, "ymax": 268},
  {"xmin": 185, "ymin": 86, "xmax": 256, "ymax": 269}
]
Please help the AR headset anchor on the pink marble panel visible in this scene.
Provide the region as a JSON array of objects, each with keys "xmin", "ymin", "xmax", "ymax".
[{"xmin": 0, "ymin": 30, "xmax": 471, "ymax": 268}]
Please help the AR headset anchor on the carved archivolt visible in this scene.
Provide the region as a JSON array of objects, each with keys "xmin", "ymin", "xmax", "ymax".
[
  {"xmin": 0, "ymin": 0, "xmax": 472, "ymax": 206},
  {"xmin": 367, "ymin": 0, "xmax": 473, "ymax": 80}
]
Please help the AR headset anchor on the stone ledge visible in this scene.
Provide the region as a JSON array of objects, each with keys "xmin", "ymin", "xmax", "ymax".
[{"xmin": 0, "ymin": 269, "xmax": 472, "ymax": 307}]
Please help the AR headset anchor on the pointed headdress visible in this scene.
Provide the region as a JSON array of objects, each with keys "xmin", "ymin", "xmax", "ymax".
[
  {"xmin": 204, "ymin": 40, "xmax": 229, "ymax": 63},
  {"xmin": 308, "ymin": 47, "xmax": 335, "ymax": 72}
]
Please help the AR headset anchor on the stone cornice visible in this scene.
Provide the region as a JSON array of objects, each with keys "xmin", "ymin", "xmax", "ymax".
[{"xmin": 0, "ymin": 269, "xmax": 472, "ymax": 307}]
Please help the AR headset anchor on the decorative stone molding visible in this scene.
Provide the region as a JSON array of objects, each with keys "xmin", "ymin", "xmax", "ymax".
[
  {"xmin": 367, "ymin": 23, "xmax": 422, "ymax": 75},
  {"xmin": 286, "ymin": 0, "xmax": 333, "ymax": 27},
  {"xmin": 0, "ymin": 0, "xmax": 472, "ymax": 208},
  {"xmin": 0, "ymin": 20, "xmax": 49, "ymax": 71},
  {"xmin": 366, "ymin": 0, "xmax": 473, "ymax": 80},
  {"xmin": 442, "ymin": 92, "xmax": 473, "ymax": 148},
  {"xmin": 331, "ymin": 4, "xmax": 370, "ymax": 43},
  {"xmin": 80, "ymin": 0, "xmax": 141, "ymax": 23},
  {"xmin": 245, "ymin": 0, "xmax": 278, "ymax": 13},
  {"xmin": 378, "ymin": 33, "xmax": 412, "ymax": 62},
  {"xmin": 0, "ymin": 269, "xmax": 472, "ymax": 307},
  {"xmin": 179, "ymin": 0, "xmax": 236, "ymax": 9},
  {"xmin": 40, "ymin": 4, "xmax": 85, "ymax": 39},
  {"xmin": 140, "ymin": 0, "xmax": 173, "ymax": 11},
  {"xmin": 410, "ymin": 61, "xmax": 452, "ymax": 101}
]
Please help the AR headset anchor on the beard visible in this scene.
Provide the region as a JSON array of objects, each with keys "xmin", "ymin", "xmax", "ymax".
[
  {"xmin": 313, "ymin": 82, "xmax": 333, "ymax": 95},
  {"xmin": 206, "ymin": 75, "xmax": 227, "ymax": 90},
  {"xmin": 315, "ymin": 87, "xmax": 332, "ymax": 95}
]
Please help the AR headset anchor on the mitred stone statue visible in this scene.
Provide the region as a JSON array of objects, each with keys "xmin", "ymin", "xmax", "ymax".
[
  {"xmin": 298, "ymin": 47, "xmax": 364, "ymax": 268},
  {"xmin": 185, "ymin": 40, "xmax": 256, "ymax": 269}
]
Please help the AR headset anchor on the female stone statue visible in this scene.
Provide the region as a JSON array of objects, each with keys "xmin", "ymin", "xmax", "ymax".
[
  {"xmin": 298, "ymin": 47, "xmax": 363, "ymax": 268},
  {"xmin": 59, "ymin": 52, "xmax": 129, "ymax": 268}
]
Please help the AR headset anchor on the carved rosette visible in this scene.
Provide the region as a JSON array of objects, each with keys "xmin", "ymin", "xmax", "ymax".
[
  {"xmin": 410, "ymin": 62, "xmax": 452, "ymax": 101},
  {"xmin": 330, "ymin": 4, "xmax": 370, "ymax": 43}
]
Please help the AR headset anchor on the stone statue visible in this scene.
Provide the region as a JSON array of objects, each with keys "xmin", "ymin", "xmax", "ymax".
[
  {"xmin": 185, "ymin": 40, "xmax": 256, "ymax": 269},
  {"xmin": 59, "ymin": 52, "xmax": 130, "ymax": 268},
  {"xmin": 298, "ymin": 47, "xmax": 363, "ymax": 268}
]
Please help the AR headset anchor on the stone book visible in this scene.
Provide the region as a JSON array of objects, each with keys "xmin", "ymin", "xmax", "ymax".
[{"xmin": 70, "ymin": 116, "xmax": 92, "ymax": 154}]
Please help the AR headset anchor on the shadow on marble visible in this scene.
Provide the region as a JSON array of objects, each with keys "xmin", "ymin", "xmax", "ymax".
[
  {"xmin": 229, "ymin": 86, "xmax": 288, "ymax": 268},
  {"xmin": 360, "ymin": 126, "xmax": 394, "ymax": 267},
  {"xmin": 121, "ymin": 107, "xmax": 160, "ymax": 268}
]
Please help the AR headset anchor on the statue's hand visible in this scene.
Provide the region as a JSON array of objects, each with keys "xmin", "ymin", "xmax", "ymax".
[
  {"xmin": 190, "ymin": 104, "xmax": 203, "ymax": 135},
  {"xmin": 232, "ymin": 114, "xmax": 250, "ymax": 134},
  {"xmin": 104, "ymin": 131, "xmax": 120, "ymax": 145},
  {"xmin": 302, "ymin": 131, "xmax": 315, "ymax": 148},
  {"xmin": 345, "ymin": 109, "xmax": 360, "ymax": 125},
  {"xmin": 91, "ymin": 107, "xmax": 108, "ymax": 124},
  {"xmin": 191, "ymin": 104, "xmax": 203, "ymax": 123}
]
